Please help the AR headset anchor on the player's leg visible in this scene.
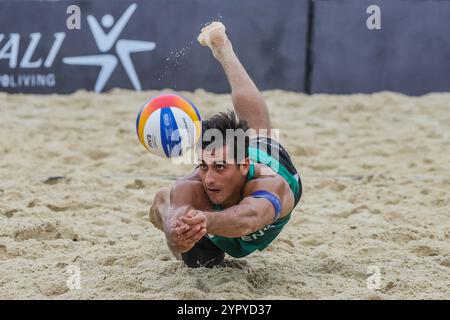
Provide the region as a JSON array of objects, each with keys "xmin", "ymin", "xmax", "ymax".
[
  {"xmin": 198, "ymin": 22, "xmax": 271, "ymax": 133},
  {"xmin": 181, "ymin": 237, "xmax": 225, "ymax": 268}
]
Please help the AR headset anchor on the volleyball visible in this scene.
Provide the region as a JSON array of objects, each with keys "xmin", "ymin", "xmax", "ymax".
[{"xmin": 136, "ymin": 94, "xmax": 202, "ymax": 157}]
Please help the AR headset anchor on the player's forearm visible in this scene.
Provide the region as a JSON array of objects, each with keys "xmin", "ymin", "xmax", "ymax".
[{"xmin": 204, "ymin": 205, "xmax": 258, "ymax": 238}]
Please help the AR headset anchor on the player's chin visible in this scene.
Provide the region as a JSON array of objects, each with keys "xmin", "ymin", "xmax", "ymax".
[{"xmin": 207, "ymin": 191, "xmax": 224, "ymax": 204}]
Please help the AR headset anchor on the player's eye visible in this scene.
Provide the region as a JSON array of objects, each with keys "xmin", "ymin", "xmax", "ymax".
[
  {"xmin": 198, "ymin": 163, "xmax": 208, "ymax": 170},
  {"xmin": 215, "ymin": 164, "xmax": 225, "ymax": 171}
]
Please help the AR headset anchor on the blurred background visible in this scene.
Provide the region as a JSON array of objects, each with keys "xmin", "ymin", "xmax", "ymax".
[{"xmin": 1, "ymin": 0, "xmax": 449, "ymax": 95}]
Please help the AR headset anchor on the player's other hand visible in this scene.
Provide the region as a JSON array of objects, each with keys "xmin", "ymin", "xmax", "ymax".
[
  {"xmin": 180, "ymin": 209, "xmax": 207, "ymax": 229},
  {"xmin": 167, "ymin": 213, "xmax": 207, "ymax": 253}
]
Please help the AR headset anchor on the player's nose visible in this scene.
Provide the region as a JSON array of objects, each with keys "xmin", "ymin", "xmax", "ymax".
[{"xmin": 204, "ymin": 169, "xmax": 216, "ymax": 185}]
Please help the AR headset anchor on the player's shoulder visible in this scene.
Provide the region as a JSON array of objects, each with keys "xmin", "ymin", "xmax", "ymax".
[
  {"xmin": 244, "ymin": 165, "xmax": 295, "ymax": 215},
  {"xmin": 170, "ymin": 171, "xmax": 207, "ymax": 206},
  {"xmin": 172, "ymin": 173, "xmax": 203, "ymax": 194},
  {"xmin": 244, "ymin": 165, "xmax": 287, "ymax": 194}
]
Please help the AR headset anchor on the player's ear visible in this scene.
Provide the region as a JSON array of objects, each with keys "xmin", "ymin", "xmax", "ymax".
[{"xmin": 239, "ymin": 157, "xmax": 250, "ymax": 176}]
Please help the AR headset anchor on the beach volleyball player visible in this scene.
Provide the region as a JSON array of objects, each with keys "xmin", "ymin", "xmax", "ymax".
[{"xmin": 149, "ymin": 22, "xmax": 302, "ymax": 267}]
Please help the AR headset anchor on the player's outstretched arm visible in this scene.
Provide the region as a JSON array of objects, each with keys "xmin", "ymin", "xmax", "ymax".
[
  {"xmin": 198, "ymin": 22, "xmax": 271, "ymax": 133},
  {"xmin": 180, "ymin": 177, "xmax": 293, "ymax": 238}
]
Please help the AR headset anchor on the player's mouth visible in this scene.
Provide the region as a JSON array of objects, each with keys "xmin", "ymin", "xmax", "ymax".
[{"xmin": 206, "ymin": 187, "xmax": 221, "ymax": 194}]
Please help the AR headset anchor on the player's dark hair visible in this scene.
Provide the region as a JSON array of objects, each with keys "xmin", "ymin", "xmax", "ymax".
[{"xmin": 200, "ymin": 110, "xmax": 250, "ymax": 163}]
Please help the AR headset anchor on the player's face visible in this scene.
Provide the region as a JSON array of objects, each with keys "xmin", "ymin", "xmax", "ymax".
[{"xmin": 197, "ymin": 145, "xmax": 249, "ymax": 206}]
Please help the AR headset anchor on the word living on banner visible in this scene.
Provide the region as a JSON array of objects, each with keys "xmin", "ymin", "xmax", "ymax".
[{"xmin": 0, "ymin": 73, "xmax": 55, "ymax": 88}]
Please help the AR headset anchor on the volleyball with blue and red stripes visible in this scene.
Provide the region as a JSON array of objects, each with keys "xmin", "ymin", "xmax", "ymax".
[{"xmin": 136, "ymin": 94, "xmax": 202, "ymax": 157}]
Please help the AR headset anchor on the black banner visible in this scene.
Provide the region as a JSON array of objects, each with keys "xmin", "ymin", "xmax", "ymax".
[
  {"xmin": 0, "ymin": 0, "xmax": 309, "ymax": 94},
  {"xmin": 1, "ymin": 0, "xmax": 450, "ymax": 95},
  {"xmin": 311, "ymin": 0, "xmax": 450, "ymax": 95}
]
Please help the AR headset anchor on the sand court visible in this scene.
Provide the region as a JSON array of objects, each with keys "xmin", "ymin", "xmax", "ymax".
[{"xmin": 0, "ymin": 89, "xmax": 449, "ymax": 299}]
